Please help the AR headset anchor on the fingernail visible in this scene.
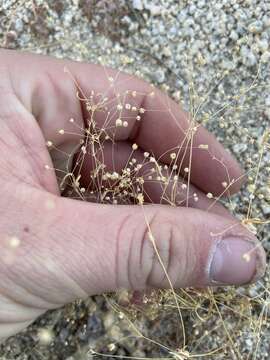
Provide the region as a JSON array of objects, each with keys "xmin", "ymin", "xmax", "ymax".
[{"xmin": 210, "ymin": 237, "xmax": 266, "ymax": 285}]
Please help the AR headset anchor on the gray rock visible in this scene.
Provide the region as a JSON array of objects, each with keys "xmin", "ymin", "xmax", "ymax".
[
  {"xmin": 233, "ymin": 143, "xmax": 248, "ymax": 154},
  {"xmin": 261, "ymin": 205, "xmax": 270, "ymax": 216},
  {"xmin": 151, "ymin": 68, "xmax": 166, "ymax": 83}
]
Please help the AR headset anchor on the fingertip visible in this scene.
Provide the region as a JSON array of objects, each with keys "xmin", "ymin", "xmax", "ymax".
[{"xmin": 208, "ymin": 236, "xmax": 266, "ymax": 286}]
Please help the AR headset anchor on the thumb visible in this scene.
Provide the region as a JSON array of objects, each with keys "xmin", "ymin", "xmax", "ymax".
[
  {"xmin": 40, "ymin": 193, "xmax": 265, "ymax": 293},
  {"xmin": 0, "ymin": 186, "xmax": 266, "ymax": 339}
]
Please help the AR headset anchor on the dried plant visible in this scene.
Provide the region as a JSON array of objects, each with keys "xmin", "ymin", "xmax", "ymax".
[{"xmin": 43, "ymin": 60, "xmax": 270, "ymax": 359}]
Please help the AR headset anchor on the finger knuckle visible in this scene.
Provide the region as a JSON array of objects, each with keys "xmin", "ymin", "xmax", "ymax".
[
  {"xmin": 135, "ymin": 210, "xmax": 189, "ymax": 289},
  {"xmin": 115, "ymin": 209, "xmax": 192, "ymax": 291},
  {"xmin": 115, "ymin": 210, "xmax": 161, "ymax": 290},
  {"xmin": 144, "ymin": 214, "xmax": 176, "ymax": 288}
]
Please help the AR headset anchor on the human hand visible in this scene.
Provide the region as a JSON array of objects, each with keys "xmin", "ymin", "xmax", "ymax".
[{"xmin": 0, "ymin": 50, "xmax": 265, "ymax": 340}]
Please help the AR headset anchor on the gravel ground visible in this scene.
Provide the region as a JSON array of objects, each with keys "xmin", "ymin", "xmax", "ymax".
[{"xmin": 0, "ymin": 0, "xmax": 269, "ymax": 359}]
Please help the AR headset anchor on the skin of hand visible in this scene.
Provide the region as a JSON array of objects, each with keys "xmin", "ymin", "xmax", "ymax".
[{"xmin": 0, "ymin": 49, "xmax": 266, "ymax": 341}]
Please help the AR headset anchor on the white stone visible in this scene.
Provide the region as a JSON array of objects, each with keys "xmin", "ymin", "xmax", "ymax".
[{"xmin": 132, "ymin": 0, "xmax": 143, "ymax": 10}]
